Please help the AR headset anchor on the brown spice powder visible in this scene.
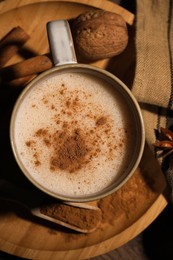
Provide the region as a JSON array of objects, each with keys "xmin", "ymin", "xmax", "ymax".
[
  {"xmin": 50, "ymin": 128, "xmax": 89, "ymax": 173},
  {"xmin": 40, "ymin": 203, "xmax": 102, "ymax": 230},
  {"xmin": 96, "ymin": 116, "xmax": 107, "ymax": 126},
  {"xmin": 98, "ymin": 170, "xmax": 158, "ymax": 226}
]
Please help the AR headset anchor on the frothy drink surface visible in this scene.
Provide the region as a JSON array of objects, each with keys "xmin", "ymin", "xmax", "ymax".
[{"xmin": 13, "ymin": 71, "xmax": 134, "ymax": 197}]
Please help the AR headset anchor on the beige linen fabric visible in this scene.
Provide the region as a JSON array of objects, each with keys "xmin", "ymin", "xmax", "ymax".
[
  {"xmin": 131, "ymin": 0, "xmax": 173, "ymax": 193},
  {"xmin": 133, "ymin": 0, "xmax": 173, "ymax": 109},
  {"xmin": 132, "ymin": 0, "xmax": 173, "ymax": 147}
]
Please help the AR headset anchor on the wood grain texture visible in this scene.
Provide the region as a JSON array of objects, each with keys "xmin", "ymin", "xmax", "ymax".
[
  {"xmin": 0, "ymin": 0, "xmax": 134, "ymax": 25},
  {"xmin": 0, "ymin": 0, "xmax": 168, "ymax": 259}
]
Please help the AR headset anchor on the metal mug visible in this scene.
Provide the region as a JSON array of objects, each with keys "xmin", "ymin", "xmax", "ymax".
[{"xmin": 10, "ymin": 20, "xmax": 145, "ymax": 202}]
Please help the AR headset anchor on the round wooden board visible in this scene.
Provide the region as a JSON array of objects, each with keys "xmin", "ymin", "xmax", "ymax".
[{"xmin": 0, "ymin": 1, "xmax": 168, "ymax": 259}]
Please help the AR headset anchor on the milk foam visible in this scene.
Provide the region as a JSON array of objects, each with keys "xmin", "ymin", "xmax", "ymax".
[{"xmin": 13, "ymin": 71, "xmax": 135, "ymax": 198}]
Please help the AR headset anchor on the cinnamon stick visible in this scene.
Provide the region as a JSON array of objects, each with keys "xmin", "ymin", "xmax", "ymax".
[
  {"xmin": 0, "ymin": 54, "xmax": 53, "ymax": 81},
  {"xmin": 0, "ymin": 26, "xmax": 30, "ymax": 68},
  {"xmin": 7, "ymin": 75, "xmax": 36, "ymax": 88}
]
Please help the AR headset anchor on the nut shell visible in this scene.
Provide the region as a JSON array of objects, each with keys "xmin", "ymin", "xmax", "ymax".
[{"xmin": 71, "ymin": 10, "xmax": 128, "ymax": 61}]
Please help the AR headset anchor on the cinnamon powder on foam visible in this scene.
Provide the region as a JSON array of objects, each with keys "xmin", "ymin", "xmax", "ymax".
[{"xmin": 25, "ymin": 83, "xmax": 120, "ymax": 174}]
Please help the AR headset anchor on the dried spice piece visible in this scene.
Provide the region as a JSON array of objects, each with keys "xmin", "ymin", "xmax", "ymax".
[
  {"xmin": 153, "ymin": 127, "xmax": 173, "ymax": 159},
  {"xmin": 40, "ymin": 203, "xmax": 102, "ymax": 230},
  {"xmin": 153, "ymin": 127, "xmax": 173, "ymax": 173},
  {"xmin": 0, "ymin": 54, "xmax": 53, "ymax": 81},
  {"xmin": 0, "ymin": 26, "xmax": 30, "ymax": 68}
]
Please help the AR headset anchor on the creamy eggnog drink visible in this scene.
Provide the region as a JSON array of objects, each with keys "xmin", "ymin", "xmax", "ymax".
[{"xmin": 11, "ymin": 67, "xmax": 140, "ymax": 200}]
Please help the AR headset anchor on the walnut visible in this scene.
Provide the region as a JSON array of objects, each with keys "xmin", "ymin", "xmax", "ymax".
[{"xmin": 71, "ymin": 10, "xmax": 128, "ymax": 61}]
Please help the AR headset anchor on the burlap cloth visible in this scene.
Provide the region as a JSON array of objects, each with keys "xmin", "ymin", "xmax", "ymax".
[{"xmin": 131, "ymin": 0, "xmax": 173, "ymax": 195}]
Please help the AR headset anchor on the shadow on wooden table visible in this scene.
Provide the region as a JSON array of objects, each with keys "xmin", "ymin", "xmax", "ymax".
[{"xmin": 142, "ymin": 202, "xmax": 173, "ymax": 260}]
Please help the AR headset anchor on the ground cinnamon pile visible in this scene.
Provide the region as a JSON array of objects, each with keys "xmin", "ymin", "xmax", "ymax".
[
  {"xmin": 98, "ymin": 169, "xmax": 159, "ymax": 226},
  {"xmin": 40, "ymin": 203, "xmax": 102, "ymax": 230},
  {"xmin": 50, "ymin": 128, "xmax": 89, "ymax": 173}
]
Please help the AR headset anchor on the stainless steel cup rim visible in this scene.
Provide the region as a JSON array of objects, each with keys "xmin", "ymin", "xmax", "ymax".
[{"xmin": 10, "ymin": 63, "xmax": 145, "ymax": 202}]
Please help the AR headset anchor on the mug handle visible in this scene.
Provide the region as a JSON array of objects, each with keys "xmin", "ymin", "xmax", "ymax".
[{"xmin": 47, "ymin": 20, "xmax": 77, "ymax": 66}]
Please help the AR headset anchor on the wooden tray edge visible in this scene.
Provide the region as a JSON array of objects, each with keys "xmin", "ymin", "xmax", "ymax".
[{"xmin": 0, "ymin": 0, "xmax": 135, "ymax": 25}]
